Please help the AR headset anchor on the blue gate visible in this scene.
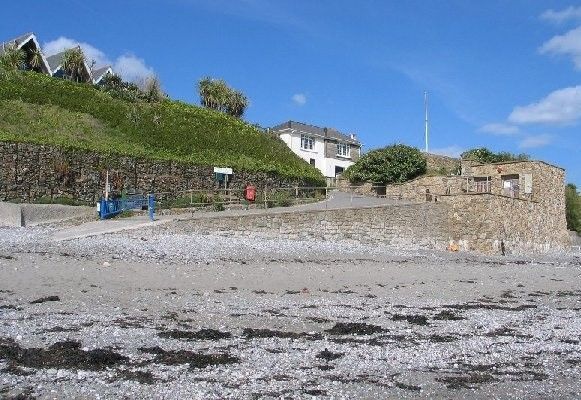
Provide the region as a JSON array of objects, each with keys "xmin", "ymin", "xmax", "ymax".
[{"xmin": 98, "ymin": 194, "xmax": 155, "ymax": 220}]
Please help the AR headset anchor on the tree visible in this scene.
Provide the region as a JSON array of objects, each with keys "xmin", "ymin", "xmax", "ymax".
[
  {"xmin": 142, "ymin": 75, "xmax": 164, "ymax": 103},
  {"xmin": 98, "ymin": 74, "xmax": 142, "ymax": 102},
  {"xmin": 0, "ymin": 42, "xmax": 25, "ymax": 71},
  {"xmin": 197, "ymin": 77, "xmax": 248, "ymax": 118},
  {"xmin": 566, "ymin": 183, "xmax": 581, "ymax": 233},
  {"xmin": 29, "ymin": 47, "xmax": 44, "ymax": 72},
  {"xmin": 61, "ymin": 47, "xmax": 87, "ymax": 82},
  {"xmin": 461, "ymin": 147, "xmax": 529, "ymax": 163},
  {"xmin": 345, "ymin": 144, "xmax": 427, "ymax": 184}
]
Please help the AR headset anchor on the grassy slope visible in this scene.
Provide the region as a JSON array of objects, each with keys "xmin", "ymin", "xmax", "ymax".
[{"xmin": 0, "ymin": 72, "xmax": 323, "ymax": 183}]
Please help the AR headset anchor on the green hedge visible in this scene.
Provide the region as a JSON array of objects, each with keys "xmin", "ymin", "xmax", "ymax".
[{"xmin": 0, "ymin": 72, "xmax": 324, "ymax": 184}]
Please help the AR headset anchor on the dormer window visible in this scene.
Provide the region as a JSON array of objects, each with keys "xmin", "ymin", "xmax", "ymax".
[
  {"xmin": 301, "ymin": 134, "xmax": 314, "ymax": 150},
  {"xmin": 337, "ymin": 143, "xmax": 350, "ymax": 157}
]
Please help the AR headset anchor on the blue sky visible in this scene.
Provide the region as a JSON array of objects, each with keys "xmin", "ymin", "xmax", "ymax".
[{"xmin": 2, "ymin": 0, "xmax": 580, "ymax": 185}]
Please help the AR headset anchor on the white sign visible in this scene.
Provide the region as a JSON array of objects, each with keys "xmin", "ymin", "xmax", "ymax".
[{"xmin": 213, "ymin": 167, "xmax": 233, "ymax": 175}]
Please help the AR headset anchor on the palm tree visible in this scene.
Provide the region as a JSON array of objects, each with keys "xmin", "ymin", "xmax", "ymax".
[
  {"xmin": 227, "ymin": 90, "xmax": 248, "ymax": 118},
  {"xmin": 29, "ymin": 47, "xmax": 44, "ymax": 72},
  {"xmin": 0, "ymin": 42, "xmax": 25, "ymax": 71},
  {"xmin": 197, "ymin": 77, "xmax": 248, "ymax": 118},
  {"xmin": 61, "ymin": 47, "xmax": 87, "ymax": 82}
]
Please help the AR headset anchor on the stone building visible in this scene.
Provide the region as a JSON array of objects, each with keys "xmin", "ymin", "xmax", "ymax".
[{"xmin": 345, "ymin": 158, "xmax": 570, "ymax": 254}]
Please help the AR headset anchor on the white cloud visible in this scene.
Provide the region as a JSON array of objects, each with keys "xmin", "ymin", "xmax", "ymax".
[
  {"xmin": 429, "ymin": 145, "xmax": 464, "ymax": 158},
  {"xmin": 478, "ymin": 123, "xmax": 519, "ymax": 135},
  {"xmin": 43, "ymin": 37, "xmax": 108, "ymax": 67},
  {"xmin": 508, "ymin": 85, "xmax": 581, "ymax": 125},
  {"xmin": 540, "ymin": 6, "xmax": 581, "ymax": 24},
  {"xmin": 114, "ymin": 55, "xmax": 154, "ymax": 84},
  {"xmin": 292, "ymin": 93, "xmax": 307, "ymax": 106},
  {"xmin": 518, "ymin": 134, "xmax": 553, "ymax": 149},
  {"xmin": 43, "ymin": 36, "xmax": 154, "ymax": 83},
  {"xmin": 539, "ymin": 26, "xmax": 581, "ymax": 69}
]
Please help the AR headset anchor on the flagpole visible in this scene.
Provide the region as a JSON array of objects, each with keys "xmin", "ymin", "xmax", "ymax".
[{"xmin": 424, "ymin": 91, "xmax": 429, "ymax": 153}]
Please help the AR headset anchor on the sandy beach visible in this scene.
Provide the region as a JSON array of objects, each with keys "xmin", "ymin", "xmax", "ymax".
[{"xmin": 1, "ymin": 224, "xmax": 580, "ymax": 399}]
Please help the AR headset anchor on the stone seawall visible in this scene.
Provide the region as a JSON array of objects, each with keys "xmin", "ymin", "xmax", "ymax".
[
  {"xmin": 0, "ymin": 142, "xmax": 315, "ymax": 203},
  {"xmin": 171, "ymin": 195, "xmax": 571, "ymax": 255},
  {"xmin": 173, "ymin": 203, "xmax": 451, "ymax": 249}
]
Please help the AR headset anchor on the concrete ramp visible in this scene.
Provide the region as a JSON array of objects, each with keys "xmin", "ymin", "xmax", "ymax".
[
  {"xmin": 53, "ymin": 215, "xmax": 175, "ymax": 241},
  {"xmin": 0, "ymin": 202, "xmax": 94, "ymax": 227}
]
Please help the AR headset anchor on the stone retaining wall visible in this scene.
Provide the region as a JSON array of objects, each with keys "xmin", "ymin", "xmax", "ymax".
[
  {"xmin": 0, "ymin": 142, "xmax": 315, "ymax": 203},
  {"xmin": 175, "ymin": 203, "xmax": 451, "ymax": 249},
  {"xmin": 384, "ymin": 175, "xmax": 465, "ymax": 202},
  {"xmin": 173, "ymin": 194, "xmax": 571, "ymax": 254}
]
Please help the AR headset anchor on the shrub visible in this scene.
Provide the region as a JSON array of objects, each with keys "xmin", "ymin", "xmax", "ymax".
[
  {"xmin": 461, "ymin": 148, "xmax": 529, "ymax": 163},
  {"xmin": 267, "ymin": 191, "xmax": 294, "ymax": 208},
  {"xmin": 212, "ymin": 195, "xmax": 225, "ymax": 211},
  {"xmin": 344, "ymin": 144, "xmax": 427, "ymax": 184},
  {"xmin": 566, "ymin": 183, "xmax": 581, "ymax": 233}
]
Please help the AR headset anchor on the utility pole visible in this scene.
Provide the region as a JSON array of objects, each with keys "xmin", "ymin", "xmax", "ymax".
[{"xmin": 424, "ymin": 91, "xmax": 429, "ymax": 153}]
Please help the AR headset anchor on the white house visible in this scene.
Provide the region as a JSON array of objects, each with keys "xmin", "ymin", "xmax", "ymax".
[{"xmin": 271, "ymin": 121, "xmax": 361, "ymax": 178}]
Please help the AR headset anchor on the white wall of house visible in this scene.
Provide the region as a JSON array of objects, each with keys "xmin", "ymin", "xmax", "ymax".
[
  {"xmin": 324, "ymin": 157, "xmax": 354, "ymax": 178},
  {"xmin": 279, "ymin": 130, "xmax": 356, "ymax": 178}
]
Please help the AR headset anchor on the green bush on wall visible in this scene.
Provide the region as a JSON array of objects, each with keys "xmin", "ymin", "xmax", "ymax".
[{"xmin": 344, "ymin": 144, "xmax": 427, "ymax": 184}]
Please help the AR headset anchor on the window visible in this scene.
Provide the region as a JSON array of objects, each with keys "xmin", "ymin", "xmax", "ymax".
[
  {"xmin": 301, "ymin": 134, "xmax": 314, "ymax": 150},
  {"xmin": 474, "ymin": 177, "xmax": 491, "ymax": 193},
  {"xmin": 310, "ymin": 158, "xmax": 316, "ymax": 166},
  {"xmin": 334, "ymin": 166, "xmax": 344, "ymax": 176},
  {"xmin": 336, "ymin": 143, "xmax": 350, "ymax": 157},
  {"xmin": 501, "ymin": 174, "xmax": 520, "ymax": 198}
]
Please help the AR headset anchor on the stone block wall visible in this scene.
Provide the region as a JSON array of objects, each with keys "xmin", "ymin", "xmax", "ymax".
[
  {"xmin": 384, "ymin": 175, "xmax": 465, "ymax": 202},
  {"xmin": 440, "ymin": 193, "xmax": 570, "ymax": 254},
  {"xmin": 335, "ymin": 178, "xmax": 382, "ymax": 196},
  {"xmin": 0, "ymin": 142, "xmax": 315, "ymax": 203},
  {"xmin": 174, "ymin": 202, "xmax": 451, "ymax": 249}
]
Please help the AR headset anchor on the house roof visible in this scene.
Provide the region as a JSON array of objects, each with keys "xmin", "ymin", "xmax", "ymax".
[
  {"xmin": 0, "ymin": 32, "xmax": 52, "ymax": 74},
  {"xmin": 271, "ymin": 120, "xmax": 361, "ymax": 145},
  {"xmin": 92, "ymin": 65, "xmax": 113, "ymax": 83},
  {"xmin": 0, "ymin": 32, "xmax": 34, "ymax": 54},
  {"xmin": 46, "ymin": 50, "xmax": 67, "ymax": 72},
  {"xmin": 45, "ymin": 46, "xmax": 93, "ymax": 82}
]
